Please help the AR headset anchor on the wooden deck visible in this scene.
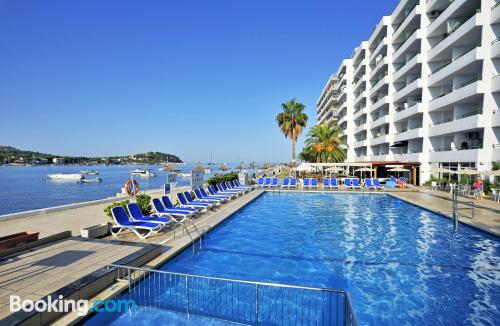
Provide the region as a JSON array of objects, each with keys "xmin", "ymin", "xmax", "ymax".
[{"xmin": 0, "ymin": 237, "xmax": 161, "ymax": 324}]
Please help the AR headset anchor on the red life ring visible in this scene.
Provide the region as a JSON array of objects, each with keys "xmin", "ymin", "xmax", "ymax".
[{"xmin": 124, "ymin": 179, "xmax": 139, "ymax": 196}]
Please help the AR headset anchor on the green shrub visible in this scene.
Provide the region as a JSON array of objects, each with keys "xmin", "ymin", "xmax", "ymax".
[
  {"xmin": 422, "ymin": 177, "xmax": 447, "ymax": 186},
  {"xmin": 206, "ymin": 172, "xmax": 239, "ymax": 187},
  {"xmin": 135, "ymin": 193, "xmax": 152, "ymax": 215},
  {"xmin": 104, "ymin": 200, "xmax": 130, "ymax": 220}
]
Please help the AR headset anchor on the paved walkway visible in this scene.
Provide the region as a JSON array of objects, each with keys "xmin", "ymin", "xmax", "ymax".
[{"xmin": 0, "ymin": 188, "xmax": 187, "ymax": 238}]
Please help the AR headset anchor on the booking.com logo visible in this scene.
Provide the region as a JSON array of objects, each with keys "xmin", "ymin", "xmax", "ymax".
[{"xmin": 10, "ymin": 295, "xmax": 136, "ymax": 316}]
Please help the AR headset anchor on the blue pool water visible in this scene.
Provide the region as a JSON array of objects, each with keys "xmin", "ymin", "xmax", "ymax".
[{"xmin": 85, "ymin": 192, "xmax": 500, "ymax": 325}]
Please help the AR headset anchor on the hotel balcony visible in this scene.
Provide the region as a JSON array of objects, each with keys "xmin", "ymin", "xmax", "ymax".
[
  {"xmin": 353, "ymin": 91, "xmax": 367, "ymax": 107},
  {"xmin": 393, "ymin": 29, "xmax": 422, "ymax": 62},
  {"xmin": 353, "ymin": 75, "xmax": 367, "ymax": 94},
  {"xmin": 492, "ymin": 75, "xmax": 500, "ymax": 93},
  {"xmin": 353, "ymin": 106, "xmax": 368, "ymax": 120},
  {"xmin": 427, "ymin": 12, "xmax": 482, "ymax": 62},
  {"xmin": 372, "ymin": 153, "xmax": 392, "ymax": 161},
  {"xmin": 371, "ymin": 114, "xmax": 390, "ymax": 129},
  {"xmin": 368, "ymin": 16, "xmax": 390, "ymax": 49},
  {"xmin": 353, "ymin": 59, "xmax": 367, "ymax": 79},
  {"xmin": 429, "ymin": 148, "xmax": 484, "ymax": 162},
  {"xmin": 354, "ymin": 139, "xmax": 369, "ymax": 148},
  {"xmin": 371, "ymin": 134, "xmax": 392, "ymax": 146},
  {"xmin": 369, "ymin": 57, "xmax": 389, "ymax": 80},
  {"xmin": 392, "ymin": 151, "xmax": 423, "ymax": 162},
  {"xmin": 428, "ymin": 78, "xmax": 483, "ymax": 112},
  {"xmin": 371, "ymin": 95, "xmax": 390, "ymax": 112},
  {"xmin": 370, "ymin": 76, "xmax": 389, "ymax": 95},
  {"xmin": 492, "ymin": 1, "xmax": 500, "ymax": 24},
  {"xmin": 428, "ymin": 47, "xmax": 483, "ymax": 86},
  {"xmin": 354, "ymin": 122, "xmax": 368, "ymax": 133},
  {"xmin": 394, "ymin": 103, "xmax": 423, "ymax": 122},
  {"xmin": 492, "ymin": 110, "xmax": 500, "ymax": 127},
  {"xmin": 427, "ymin": 0, "xmax": 474, "ymax": 37},
  {"xmin": 393, "ymin": 126, "xmax": 423, "ymax": 142},
  {"xmin": 492, "ymin": 39, "xmax": 500, "ymax": 58},
  {"xmin": 393, "ymin": 53, "xmax": 421, "ymax": 82},
  {"xmin": 392, "ymin": 3, "xmax": 421, "ymax": 42},
  {"xmin": 369, "ymin": 38, "xmax": 389, "ymax": 64},
  {"xmin": 393, "ymin": 78, "xmax": 422, "ymax": 102},
  {"xmin": 428, "ymin": 111, "xmax": 484, "ymax": 137}
]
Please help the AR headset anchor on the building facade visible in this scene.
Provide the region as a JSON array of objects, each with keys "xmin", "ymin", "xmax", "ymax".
[{"xmin": 317, "ymin": 0, "xmax": 500, "ymax": 184}]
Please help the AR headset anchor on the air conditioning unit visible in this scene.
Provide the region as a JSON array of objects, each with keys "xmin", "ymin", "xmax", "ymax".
[{"xmin": 429, "ymin": 10, "xmax": 441, "ymax": 18}]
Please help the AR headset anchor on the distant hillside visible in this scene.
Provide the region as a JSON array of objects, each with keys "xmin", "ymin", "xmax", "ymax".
[{"xmin": 0, "ymin": 147, "xmax": 182, "ymax": 165}]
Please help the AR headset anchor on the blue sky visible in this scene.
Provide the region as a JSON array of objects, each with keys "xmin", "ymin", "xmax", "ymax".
[{"xmin": 0, "ymin": 0, "xmax": 397, "ymax": 163}]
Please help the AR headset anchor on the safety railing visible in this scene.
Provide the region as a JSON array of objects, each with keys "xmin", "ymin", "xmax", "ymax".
[{"xmin": 110, "ymin": 264, "xmax": 358, "ymax": 326}]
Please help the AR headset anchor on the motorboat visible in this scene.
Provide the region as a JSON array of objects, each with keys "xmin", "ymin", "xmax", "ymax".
[
  {"xmin": 80, "ymin": 170, "xmax": 99, "ymax": 175},
  {"xmin": 179, "ymin": 173, "xmax": 191, "ymax": 178},
  {"xmin": 47, "ymin": 173, "xmax": 83, "ymax": 180},
  {"xmin": 130, "ymin": 169, "xmax": 157, "ymax": 178},
  {"xmin": 78, "ymin": 177, "xmax": 103, "ymax": 183}
]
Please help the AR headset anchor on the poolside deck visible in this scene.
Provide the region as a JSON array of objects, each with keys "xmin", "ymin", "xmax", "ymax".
[{"xmin": 0, "ymin": 236, "xmax": 161, "ymax": 325}]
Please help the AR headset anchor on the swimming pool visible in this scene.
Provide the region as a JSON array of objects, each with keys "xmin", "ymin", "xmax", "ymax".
[{"xmin": 85, "ymin": 192, "xmax": 500, "ymax": 325}]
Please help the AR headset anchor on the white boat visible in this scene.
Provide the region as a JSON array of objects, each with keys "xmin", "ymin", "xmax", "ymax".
[
  {"xmin": 78, "ymin": 177, "xmax": 103, "ymax": 183},
  {"xmin": 47, "ymin": 173, "xmax": 83, "ymax": 180},
  {"xmin": 179, "ymin": 173, "xmax": 191, "ymax": 178},
  {"xmin": 130, "ymin": 169, "xmax": 157, "ymax": 178},
  {"xmin": 204, "ymin": 169, "xmax": 211, "ymax": 174},
  {"xmin": 80, "ymin": 170, "xmax": 99, "ymax": 175}
]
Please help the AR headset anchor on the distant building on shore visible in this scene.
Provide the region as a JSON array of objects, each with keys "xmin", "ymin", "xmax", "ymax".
[{"xmin": 52, "ymin": 158, "xmax": 65, "ymax": 165}]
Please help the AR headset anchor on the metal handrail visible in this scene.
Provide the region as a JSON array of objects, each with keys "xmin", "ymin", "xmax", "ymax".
[
  {"xmin": 109, "ymin": 264, "xmax": 359, "ymax": 326},
  {"xmin": 428, "ymin": 46, "xmax": 477, "ymax": 76},
  {"xmin": 430, "ymin": 110, "xmax": 482, "ymax": 126},
  {"xmin": 431, "ymin": 75, "xmax": 481, "ymax": 101},
  {"xmin": 430, "ymin": 12, "xmax": 479, "ymax": 49}
]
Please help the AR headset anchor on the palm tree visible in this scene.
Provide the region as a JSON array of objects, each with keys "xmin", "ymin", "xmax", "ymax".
[
  {"xmin": 276, "ymin": 99, "xmax": 308, "ymax": 162},
  {"xmin": 300, "ymin": 123, "xmax": 347, "ymax": 163}
]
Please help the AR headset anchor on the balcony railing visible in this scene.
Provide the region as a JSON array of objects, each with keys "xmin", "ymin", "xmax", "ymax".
[
  {"xmin": 394, "ymin": 52, "xmax": 418, "ymax": 73},
  {"xmin": 432, "ymin": 144, "xmax": 483, "ymax": 152},
  {"xmin": 392, "ymin": 2, "xmax": 419, "ymax": 35},
  {"xmin": 430, "ymin": 11, "xmax": 480, "ymax": 50},
  {"xmin": 431, "ymin": 75, "xmax": 481, "ymax": 101},
  {"xmin": 395, "ymin": 102, "xmax": 420, "ymax": 112},
  {"xmin": 430, "ymin": 110, "xmax": 482, "ymax": 126},
  {"xmin": 393, "ymin": 28, "xmax": 418, "ymax": 52},
  {"xmin": 428, "ymin": 46, "xmax": 477, "ymax": 76},
  {"xmin": 395, "ymin": 125, "xmax": 422, "ymax": 134}
]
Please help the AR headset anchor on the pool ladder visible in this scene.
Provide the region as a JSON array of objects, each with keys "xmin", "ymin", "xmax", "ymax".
[{"xmin": 451, "ymin": 184, "xmax": 475, "ymax": 230}]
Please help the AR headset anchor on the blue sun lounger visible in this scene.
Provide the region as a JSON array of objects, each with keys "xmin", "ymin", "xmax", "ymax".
[
  {"xmin": 303, "ymin": 178, "xmax": 310, "ymax": 189},
  {"xmin": 385, "ymin": 180, "xmax": 396, "ymax": 188},
  {"xmin": 233, "ymin": 179, "xmax": 253, "ymax": 190},
  {"xmin": 219, "ymin": 183, "xmax": 243, "ymax": 195},
  {"xmin": 128, "ymin": 203, "xmax": 172, "ymax": 228},
  {"xmin": 373, "ymin": 179, "xmax": 384, "ymax": 189},
  {"xmin": 257, "ymin": 177, "xmax": 264, "ymax": 188},
  {"xmin": 177, "ymin": 192, "xmax": 211, "ymax": 211},
  {"xmin": 161, "ymin": 196, "xmax": 198, "ymax": 214},
  {"xmin": 226, "ymin": 180, "xmax": 249, "ymax": 192},
  {"xmin": 152, "ymin": 198, "xmax": 196, "ymax": 218},
  {"xmin": 184, "ymin": 191, "xmax": 215, "ymax": 207},
  {"xmin": 263, "ymin": 177, "xmax": 272, "ymax": 188},
  {"xmin": 194, "ymin": 188, "xmax": 223, "ymax": 204},
  {"xmin": 289, "ymin": 178, "xmax": 297, "ymax": 189},
  {"xmin": 323, "ymin": 177, "xmax": 330, "ymax": 189},
  {"xmin": 110, "ymin": 206, "xmax": 163, "ymax": 239},
  {"xmin": 344, "ymin": 179, "xmax": 354, "ymax": 189},
  {"xmin": 202, "ymin": 187, "xmax": 231, "ymax": 200},
  {"xmin": 270, "ymin": 177, "xmax": 279, "ymax": 188},
  {"xmin": 282, "ymin": 178, "xmax": 290, "ymax": 189},
  {"xmin": 352, "ymin": 179, "xmax": 362, "ymax": 190},
  {"xmin": 364, "ymin": 178, "xmax": 377, "ymax": 190},
  {"xmin": 209, "ymin": 185, "xmax": 237, "ymax": 198},
  {"xmin": 331, "ymin": 178, "xmax": 339, "ymax": 189},
  {"xmin": 196, "ymin": 188, "xmax": 227, "ymax": 202},
  {"xmin": 310, "ymin": 178, "xmax": 318, "ymax": 189}
]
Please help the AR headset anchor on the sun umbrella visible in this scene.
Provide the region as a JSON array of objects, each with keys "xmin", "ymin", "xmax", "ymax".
[
  {"xmin": 456, "ymin": 169, "xmax": 479, "ymax": 184},
  {"xmin": 236, "ymin": 161, "xmax": 245, "ymax": 171},
  {"xmin": 430, "ymin": 167, "xmax": 455, "ymax": 174},
  {"xmin": 355, "ymin": 167, "xmax": 374, "ymax": 178},
  {"xmin": 484, "ymin": 169, "xmax": 500, "ymax": 176},
  {"xmin": 219, "ymin": 163, "xmax": 229, "ymax": 172}
]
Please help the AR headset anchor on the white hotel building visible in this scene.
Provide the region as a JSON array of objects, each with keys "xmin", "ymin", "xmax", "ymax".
[{"xmin": 317, "ymin": 0, "xmax": 500, "ymax": 185}]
